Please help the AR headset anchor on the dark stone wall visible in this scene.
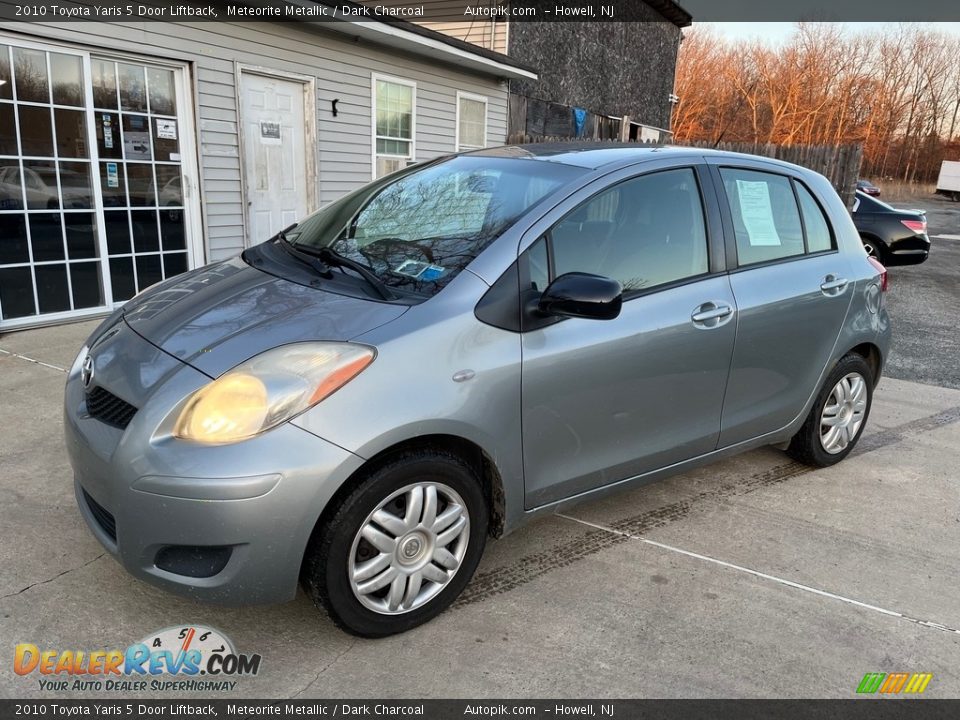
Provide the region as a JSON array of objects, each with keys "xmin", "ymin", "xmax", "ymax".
[{"xmin": 508, "ymin": 14, "xmax": 681, "ymax": 129}]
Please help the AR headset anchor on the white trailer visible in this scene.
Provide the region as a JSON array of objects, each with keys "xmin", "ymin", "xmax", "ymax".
[{"xmin": 936, "ymin": 160, "xmax": 960, "ymax": 201}]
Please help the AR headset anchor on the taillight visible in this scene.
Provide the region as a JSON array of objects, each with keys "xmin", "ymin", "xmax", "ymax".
[
  {"xmin": 868, "ymin": 256, "xmax": 888, "ymax": 292},
  {"xmin": 901, "ymin": 219, "xmax": 926, "ymax": 234}
]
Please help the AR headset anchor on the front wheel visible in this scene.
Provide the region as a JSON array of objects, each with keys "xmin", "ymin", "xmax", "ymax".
[
  {"xmin": 786, "ymin": 353, "xmax": 874, "ymax": 468},
  {"xmin": 303, "ymin": 450, "xmax": 488, "ymax": 637}
]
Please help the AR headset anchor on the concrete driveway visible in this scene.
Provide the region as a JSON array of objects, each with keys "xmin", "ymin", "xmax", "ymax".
[{"xmin": 2, "ymin": 208, "xmax": 959, "ymax": 698}]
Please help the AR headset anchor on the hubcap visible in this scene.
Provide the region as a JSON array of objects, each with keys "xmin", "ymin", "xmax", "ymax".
[
  {"xmin": 820, "ymin": 372, "xmax": 868, "ymax": 454},
  {"xmin": 348, "ymin": 482, "xmax": 470, "ymax": 615}
]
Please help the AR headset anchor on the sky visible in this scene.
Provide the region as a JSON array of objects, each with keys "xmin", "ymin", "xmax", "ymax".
[{"xmin": 698, "ymin": 22, "xmax": 960, "ymax": 44}]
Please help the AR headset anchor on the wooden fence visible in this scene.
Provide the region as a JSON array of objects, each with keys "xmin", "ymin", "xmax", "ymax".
[{"xmin": 505, "ymin": 133, "xmax": 864, "ymax": 207}]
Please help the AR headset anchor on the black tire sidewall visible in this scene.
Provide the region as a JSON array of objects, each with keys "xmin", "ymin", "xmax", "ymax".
[
  {"xmin": 309, "ymin": 453, "xmax": 488, "ymax": 637},
  {"xmin": 803, "ymin": 355, "xmax": 874, "ymax": 466},
  {"xmin": 862, "ymin": 238, "xmax": 883, "ymax": 263}
]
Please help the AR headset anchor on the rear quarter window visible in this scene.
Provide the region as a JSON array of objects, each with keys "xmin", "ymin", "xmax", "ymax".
[{"xmin": 795, "ymin": 183, "xmax": 835, "ymax": 253}]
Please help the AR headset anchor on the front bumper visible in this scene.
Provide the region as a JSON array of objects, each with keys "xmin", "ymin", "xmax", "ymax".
[{"xmin": 64, "ymin": 326, "xmax": 365, "ymax": 605}]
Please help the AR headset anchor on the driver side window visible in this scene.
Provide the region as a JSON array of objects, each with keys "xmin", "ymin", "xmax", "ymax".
[{"xmin": 537, "ymin": 168, "xmax": 709, "ymax": 295}]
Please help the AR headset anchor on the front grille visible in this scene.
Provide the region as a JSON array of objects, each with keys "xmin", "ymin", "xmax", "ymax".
[
  {"xmin": 82, "ymin": 488, "xmax": 117, "ymax": 542},
  {"xmin": 86, "ymin": 386, "xmax": 138, "ymax": 429}
]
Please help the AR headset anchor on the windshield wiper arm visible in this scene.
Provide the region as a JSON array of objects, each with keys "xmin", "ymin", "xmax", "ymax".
[
  {"xmin": 277, "ymin": 230, "xmax": 333, "ymax": 279},
  {"xmin": 317, "ymin": 246, "xmax": 397, "ymax": 301}
]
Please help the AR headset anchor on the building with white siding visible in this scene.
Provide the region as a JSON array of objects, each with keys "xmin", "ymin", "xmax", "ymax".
[{"xmin": 0, "ymin": 10, "xmax": 534, "ymax": 329}]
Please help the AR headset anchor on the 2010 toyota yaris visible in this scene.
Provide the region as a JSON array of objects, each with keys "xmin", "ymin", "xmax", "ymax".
[{"xmin": 65, "ymin": 145, "xmax": 891, "ymax": 637}]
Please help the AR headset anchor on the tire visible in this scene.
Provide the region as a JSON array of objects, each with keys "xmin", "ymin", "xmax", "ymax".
[
  {"xmin": 861, "ymin": 237, "xmax": 884, "ymax": 263},
  {"xmin": 786, "ymin": 353, "xmax": 874, "ymax": 468},
  {"xmin": 302, "ymin": 450, "xmax": 488, "ymax": 637}
]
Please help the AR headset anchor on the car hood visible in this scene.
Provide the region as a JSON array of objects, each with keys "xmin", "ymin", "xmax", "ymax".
[{"xmin": 122, "ymin": 256, "xmax": 407, "ymax": 377}]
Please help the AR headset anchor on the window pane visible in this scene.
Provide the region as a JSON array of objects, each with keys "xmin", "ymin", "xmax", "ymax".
[
  {"xmin": 527, "ymin": 237, "xmax": 549, "ymax": 293},
  {"xmin": 35, "ymin": 263, "xmax": 70, "ymax": 313},
  {"xmin": 0, "ymin": 266, "xmax": 35, "ymax": 318},
  {"xmin": 70, "ymin": 261, "xmax": 103, "ymax": 309},
  {"xmin": 0, "ymin": 214, "xmax": 29, "ymax": 264},
  {"xmin": 18, "ymin": 106, "xmax": 53, "ymax": 157},
  {"xmin": 0, "ymin": 104, "xmax": 17, "ymax": 155},
  {"xmin": 23, "ymin": 160, "xmax": 59, "ymax": 209},
  {"xmin": 375, "ymin": 80, "xmax": 412, "ymax": 141},
  {"xmin": 118, "ymin": 63, "xmax": 146, "ymax": 112},
  {"xmin": 147, "ymin": 67, "xmax": 176, "ymax": 116},
  {"xmin": 459, "ymin": 97, "xmax": 486, "ymax": 149},
  {"xmin": 551, "ymin": 168, "xmax": 709, "ymax": 293},
  {"xmin": 59, "ymin": 161, "xmax": 93, "ymax": 209},
  {"xmin": 375, "ymin": 156, "xmax": 404, "ymax": 179},
  {"xmin": 122, "ymin": 114, "xmax": 152, "ymax": 160},
  {"xmin": 65, "ymin": 212, "xmax": 97, "ymax": 259},
  {"xmin": 160, "ymin": 207, "xmax": 185, "ymax": 250},
  {"xmin": 104, "ymin": 210, "xmax": 131, "ymax": 254},
  {"xmin": 131, "ymin": 209, "xmax": 159, "ymax": 252},
  {"xmin": 135, "ymin": 253, "xmax": 162, "ymax": 291},
  {"xmin": 0, "ymin": 45, "xmax": 12, "ymax": 101},
  {"xmin": 109, "ymin": 256, "xmax": 135, "ymax": 300},
  {"xmin": 92, "ymin": 60, "xmax": 117, "ymax": 110},
  {"xmin": 95, "ymin": 112, "xmax": 122, "ymax": 159},
  {"xmin": 126, "ymin": 164, "xmax": 156, "ymax": 206},
  {"xmin": 50, "ymin": 53, "xmax": 83, "ymax": 107},
  {"xmin": 14, "ymin": 47, "xmax": 48, "ymax": 103},
  {"xmin": 100, "ymin": 162, "xmax": 126, "ymax": 207},
  {"xmin": 719, "ymin": 168, "xmax": 805, "ymax": 266},
  {"xmin": 156, "ymin": 166, "xmax": 181, "ymax": 205},
  {"xmin": 29, "ymin": 212, "xmax": 64, "ymax": 261},
  {"xmin": 796, "ymin": 183, "xmax": 834, "ymax": 253},
  {"xmin": 163, "ymin": 251, "xmax": 188, "ymax": 279},
  {"xmin": 152, "ymin": 117, "xmax": 179, "ymax": 161},
  {"xmin": 376, "ymin": 138, "xmax": 410, "ymax": 157},
  {"xmin": 55, "ymin": 109, "xmax": 88, "ymax": 158}
]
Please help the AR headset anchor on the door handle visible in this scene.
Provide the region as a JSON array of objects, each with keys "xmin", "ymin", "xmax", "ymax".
[
  {"xmin": 820, "ymin": 275, "xmax": 849, "ymax": 295},
  {"xmin": 691, "ymin": 302, "xmax": 733, "ymax": 326}
]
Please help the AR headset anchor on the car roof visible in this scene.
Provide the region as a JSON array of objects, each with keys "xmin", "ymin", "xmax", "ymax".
[{"xmin": 463, "ymin": 142, "xmax": 810, "ymax": 173}]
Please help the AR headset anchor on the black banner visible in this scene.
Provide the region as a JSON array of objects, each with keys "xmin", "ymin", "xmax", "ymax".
[
  {"xmin": 3, "ymin": 700, "xmax": 960, "ymax": 719},
  {"xmin": 2, "ymin": 0, "xmax": 960, "ymax": 23}
]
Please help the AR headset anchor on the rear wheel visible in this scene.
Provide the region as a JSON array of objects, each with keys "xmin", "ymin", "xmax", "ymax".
[
  {"xmin": 786, "ymin": 353, "xmax": 874, "ymax": 468},
  {"xmin": 303, "ymin": 450, "xmax": 487, "ymax": 637},
  {"xmin": 861, "ymin": 237, "xmax": 884, "ymax": 262}
]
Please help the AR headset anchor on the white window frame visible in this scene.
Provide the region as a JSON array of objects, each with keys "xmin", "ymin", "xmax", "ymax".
[
  {"xmin": 455, "ymin": 91, "xmax": 488, "ymax": 151},
  {"xmin": 371, "ymin": 72, "xmax": 416, "ymax": 180}
]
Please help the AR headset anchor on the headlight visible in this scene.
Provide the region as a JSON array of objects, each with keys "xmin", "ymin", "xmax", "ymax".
[{"xmin": 173, "ymin": 342, "xmax": 374, "ymax": 444}]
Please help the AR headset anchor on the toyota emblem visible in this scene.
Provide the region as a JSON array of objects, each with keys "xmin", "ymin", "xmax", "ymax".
[{"xmin": 81, "ymin": 355, "xmax": 95, "ymax": 389}]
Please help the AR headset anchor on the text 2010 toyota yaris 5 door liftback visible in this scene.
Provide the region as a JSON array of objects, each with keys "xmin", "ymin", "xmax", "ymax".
[{"xmin": 65, "ymin": 146, "xmax": 891, "ymax": 636}]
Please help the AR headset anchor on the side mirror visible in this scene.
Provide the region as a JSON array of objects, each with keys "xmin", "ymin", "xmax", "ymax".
[{"xmin": 537, "ymin": 272, "xmax": 623, "ymax": 320}]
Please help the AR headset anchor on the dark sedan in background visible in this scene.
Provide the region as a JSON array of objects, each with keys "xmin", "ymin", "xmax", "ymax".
[
  {"xmin": 856, "ymin": 179, "xmax": 881, "ymax": 197},
  {"xmin": 851, "ymin": 190, "xmax": 930, "ymax": 265}
]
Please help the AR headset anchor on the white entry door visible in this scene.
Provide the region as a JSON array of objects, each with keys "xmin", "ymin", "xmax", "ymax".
[{"xmin": 240, "ymin": 72, "xmax": 311, "ymax": 245}]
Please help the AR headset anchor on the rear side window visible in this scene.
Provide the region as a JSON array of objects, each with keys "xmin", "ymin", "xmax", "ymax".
[
  {"xmin": 795, "ymin": 183, "xmax": 835, "ymax": 253},
  {"xmin": 719, "ymin": 168, "xmax": 804, "ymax": 266}
]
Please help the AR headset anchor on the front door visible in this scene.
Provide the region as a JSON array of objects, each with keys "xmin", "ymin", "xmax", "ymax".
[
  {"xmin": 520, "ymin": 167, "xmax": 737, "ymax": 508},
  {"xmin": 240, "ymin": 72, "xmax": 311, "ymax": 246}
]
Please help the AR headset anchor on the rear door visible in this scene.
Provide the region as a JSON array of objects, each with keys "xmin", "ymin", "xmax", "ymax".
[
  {"xmin": 709, "ymin": 161, "xmax": 854, "ymax": 447},
  {"xmin": 520, "ymin": 162, "xmax": 737, "ymax": 508}
]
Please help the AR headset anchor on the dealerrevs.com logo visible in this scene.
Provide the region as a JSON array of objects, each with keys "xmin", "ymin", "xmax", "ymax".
[{"xmin": 14, "ymin": 625, "xmax": 262, "ymax": 693}]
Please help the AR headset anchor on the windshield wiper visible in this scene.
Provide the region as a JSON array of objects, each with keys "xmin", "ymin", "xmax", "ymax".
[
  {"xmin": 277, "ymin": 230, "xmax": 333, "ymax": 279},
  {"xmin": 317, "ymin": 246, "xmax": 397, "ymax": 301}
]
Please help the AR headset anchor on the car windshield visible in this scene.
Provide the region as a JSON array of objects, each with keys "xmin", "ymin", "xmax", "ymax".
[
  {"xmin": 282, "ymin": 156, "xmax": 586, "ymax": 297},
  {"xmin": 856, "ymin": 192, "xmax": 896, "ymax": 212}
]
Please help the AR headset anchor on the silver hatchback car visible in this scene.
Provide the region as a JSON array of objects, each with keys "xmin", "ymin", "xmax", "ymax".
[{"xmin": 65, "ymin": 146, "xmax": 890, "ymax": 636}]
